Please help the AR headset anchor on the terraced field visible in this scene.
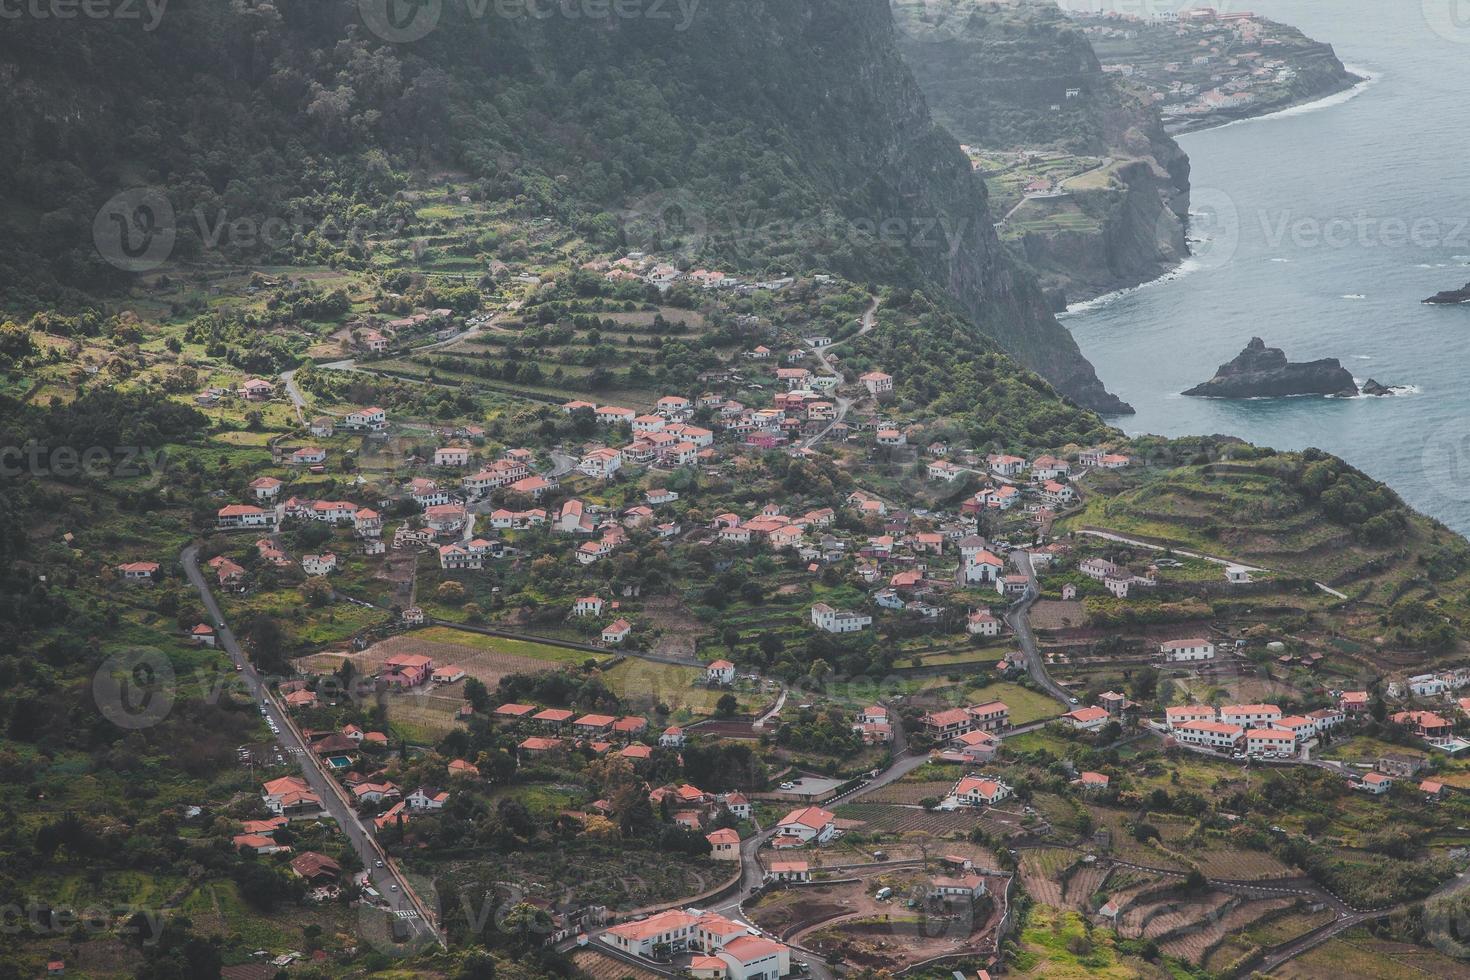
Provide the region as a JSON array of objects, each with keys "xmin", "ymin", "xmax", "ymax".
[
  {"xmin": 1018, "ymin": 848, "xmax": 1079, "ymax": 908},
  {"xmin": 831, "ymin": 803, "xmax": 981, "ymax": 836},
  {"xmin": 863, "ymin": 780, "xmax": 957, "ymax": 805}
]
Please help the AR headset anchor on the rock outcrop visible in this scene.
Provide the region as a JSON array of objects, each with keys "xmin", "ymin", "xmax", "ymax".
[
  {"xmin": 1360, "ymin": 379, "xmax": 1395, "ymax": 396},
  {"xmin": 1182, "ymin": 338, "xmax": 1358, "ymax": 398},
  {"xmin": 1424, "ymin": 283, "xmax": 1470, "ymax": 305}
]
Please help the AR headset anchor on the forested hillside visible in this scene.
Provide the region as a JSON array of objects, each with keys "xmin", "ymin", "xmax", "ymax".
[{"xmin": 0, "ymin": 0, "xmax": 1129, "ymax": 411}]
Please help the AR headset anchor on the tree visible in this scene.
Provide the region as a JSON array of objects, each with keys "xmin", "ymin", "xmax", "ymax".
[
  {"xmin": 715, "ymin": 693, "xmax": 739, "ymax": 717},
  {"xmin": 438, "ymin": 581, "xmax": 467, "ymax": 605}
]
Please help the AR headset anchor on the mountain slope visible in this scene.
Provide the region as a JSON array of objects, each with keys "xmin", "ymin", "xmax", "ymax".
[
  {"xmin": 892, "ymin": 0, "xmax": 1191, "ymax": 306},
  {"xmin": 0, "ymin": 0, "xmax": 1129, "ymax": 412}
]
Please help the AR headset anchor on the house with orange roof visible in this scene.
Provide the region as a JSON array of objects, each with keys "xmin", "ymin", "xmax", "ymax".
[
  {"xmin": 775, "ymin": 805, "xmax": 835, "ymax": 844},
  {"xmin": 518, "ymin": 736, "xmax": 563, "ymax": 758},
  {"xmin": 532, "ymin": 707, "xmax": 575, "ymax": 729},
  {"xmin": 706, "ymin": 827, "xmax": 740, "ymax": 861},
  {"xmin": 380, "ymin": 653, "xmax": 433, "ymax": 687},
  {"xmin": 602, "ymin": 619, "xmax": 633, "ymax": 645},
  {"xmin": 117, "ymin": 561, "xmax": 160, "ymax": 583},
  {"xmin": 1063, "ymin": 706, "xmax": 1110, "ymax": 731},
  {"xmin": 706, "ymin": 659, "xmax": 736, "ymax": 684},
  {"xmin": 952, "ymin": 776, "xmax": 1011, "ymax": 806}
]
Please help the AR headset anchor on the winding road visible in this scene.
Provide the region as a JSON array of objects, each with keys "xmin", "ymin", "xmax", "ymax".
[
  {"xmin": 1003, "ymin": 550, "xmax": 1075, "ymax": 708},
  {"xmin": 799, "ymin": 295, "xmax": 879, "ymax": 450}
]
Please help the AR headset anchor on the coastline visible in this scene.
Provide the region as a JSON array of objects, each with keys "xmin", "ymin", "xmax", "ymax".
[
  {"xmin": 1167, "ymin": 65, "xmax": 1378, "ymax": 138},
  {"xmin": 1058, "ymin": 66, "xmax": 1380, "ymax": 319}
]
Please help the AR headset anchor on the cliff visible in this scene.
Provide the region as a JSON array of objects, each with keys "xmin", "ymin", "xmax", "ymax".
[
  {"xmin": 892, "ymin": 0, "xmax": 1191, "ymax": 307},
  {"xmin": 1183, "ymin": 338, "xmax": 1359, "ymax": 398},
  {"xmin": 0, "ymin": 0, "xmax": 1129, "ymax": 413}
]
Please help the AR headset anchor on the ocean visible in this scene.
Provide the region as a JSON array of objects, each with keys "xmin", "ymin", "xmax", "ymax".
[{"xmin": 1058, "ymin": 0, "xmax": 1470, "ymax": 533}]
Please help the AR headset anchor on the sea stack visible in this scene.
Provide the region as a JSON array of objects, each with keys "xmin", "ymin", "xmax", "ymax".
[
  {"xmin": 1424, "ymin": 282, "xmax": 1470, "ymax": 305},
  {"xmin": 1182, "ymin": 338, "xmax": 1359, "ymax": 398}
]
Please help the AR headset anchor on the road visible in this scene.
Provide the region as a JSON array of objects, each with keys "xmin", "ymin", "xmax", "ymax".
[
  {"xmin": 1003, "ymin": 550, "xmax": 1075, "ymax": 707},
  {"xmin": 799, "ymin": 295, "xmax": 879, "ymax": 450},
  {"xmin": 1073, "ymin": 527, "xmax": 1348, "ymax": 600},
  {"xmin": 179, "ymin": 545, "xmax": 443, "ymax": 948},
  {"xmin": 280, "ymin": 368, "xmax": 308, "ymax": 425}
]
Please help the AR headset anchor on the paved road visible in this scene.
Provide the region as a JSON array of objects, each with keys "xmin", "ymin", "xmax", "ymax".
[
  {"xmin": 1072, "ymin": 528, "xmax": 1348, "ymax": 600},
  {"xmin": 279, "ymin": 368, "xmax": 309, "ymax": 426},
  {"xmin": 1003, "ymin": 550, "xmax": 1074, "ymax": 707},
  {"xmin": 800, "ymin": 296, "xmax": 878, "ymax": 451},
  {"xmin": 179, "ymin": 545, "xmax": 443, "ymax": 948}
]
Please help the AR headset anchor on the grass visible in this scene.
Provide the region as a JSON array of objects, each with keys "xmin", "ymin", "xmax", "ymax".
[
  {"xmin": 414, "ymin": 625, "xmax": 610, "ymax": 666},
  {"xmin": 1011, "ymin": 905, "xmax": 1151, "ymax": 979},
  {"xmin": 968, "ymin": 681, "xmax": 1062, "ymax": 726},
  {"xmin": 599, "ymin": 660, "xmax": 759, "ymax": 718}
]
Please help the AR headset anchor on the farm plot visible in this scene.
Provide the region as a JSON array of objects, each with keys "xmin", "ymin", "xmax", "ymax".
[
  {"xmin": 1190, "ymin": 844, "xmax": 1297, "ymax": 880},
  {"xmin": 863, "ymin": 780, "xmax": 957, "ymax": 805},
  {"xmin": 1169, "ymin": 896, "xmax": 1295, "ymax": 967},
  {"xmin": 831, "ymin": 803, "xmax": 981, "ymax": 836},
  {"xmin": 1018, "ymin": 848, "xmax": 1078, "ymax": 908},
  {"xmin": 571, "ymin": 949, "xmax": 664, "ymax": 980},
  {"xmin": 1119, "ymin": 889, "xmax": 1234, "ymax": 941},
  {"xmin": 299, "ymin": 632, "xmax": 585, "ymax": 689}
]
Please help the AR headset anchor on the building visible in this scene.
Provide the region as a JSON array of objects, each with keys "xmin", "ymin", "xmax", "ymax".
[
  {"xmin": 775, "ymin": 806, "xmax": 836, "ymax": 845},
  {"xmin": 966, "ymin": 609, "xmax": 1001, "ymax": 636},
  {"xmin": 707, "ymin": 659, "xmax": 736, "ymax": 684},
  {"xmin": 343, "ymin": 406, "xmax": 388, "ymax": 431},
  {"xmin": 602, "ymin": 619, "xmax": 633, "ymax": 645},
  {"xmin": 578, "ymin": 448, "xmax": 623, "ymax": 480},
  {"xmin": 765, "ymin": 860, "xmax": 810, "ymax": 883},
  {"xmin": 218, "ymin": 504, "xmax": 275, "ymax": 529},
  {"xmin": 1245, "ymin": 727, "xmax": 1296, "ymax": 758},
  {"xmin": 1219, "ymin": 704, "xmax": 1282, "ymax": 728},
  {"xmin": 301, "ymin": 552, "xmax": 337, "ymax": 576},
  {"xmin": 1356, "ymin": 772, "xmax": 1393, "ymax": 795},
  {"xmin": 810, "ymin": 603, "xmax": 871, "ymax": 633},
  {"xmin": 601, "ymin": 909, "xmax": 702, "ymax": 958},
  {"xmin": 1063, "ymin": 706, "xmax": 1111, "ymax": 731},
  {"xmin": 952, "ymin": 776, "xmax": 1011, "ymax": 806},
  {"xmin": 1160, "ymin": 638, "xmax": 1215, "ymax": 662},
  {"xmin": 707, "ymin": 827, "xmax": 741, "ymax": 861},
  {"xmin": 950, "ymin": 729, "xmax": 998, "ymax": 763},
  {"xmin": 1173, "ymin": 720, "xmax": 1245, "ymax": 752},
  {"xmin": 573, "ymin": 595, "xmax": 604, "ymax": 617},
  {"xmin": 859, "ymin": 371, "xmax": 894, "ymax": 395}
]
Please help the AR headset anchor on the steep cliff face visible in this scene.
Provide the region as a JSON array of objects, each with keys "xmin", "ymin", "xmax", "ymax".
[{"xmin": 892, "ymin": 0, "xmax": 1191, "ymax": 307}]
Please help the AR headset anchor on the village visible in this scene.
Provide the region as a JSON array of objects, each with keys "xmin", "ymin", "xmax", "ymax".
[{"xmin": 73, "ymin": 246, "xmax": 1470, "ymax": 978}]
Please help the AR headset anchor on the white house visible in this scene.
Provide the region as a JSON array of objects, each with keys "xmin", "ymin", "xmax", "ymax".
[
  {"xmin": 966, "ymin": 609, "xmax": 1001, "ymax": 636},
  {"xmin": 1062, "ymin": 706, "xmax": 1110, "ymax": 731},
  {"xmin": 602, "ymin": 619, "xmax": 632, "ymax": 644},
  {"xmin": 1220, "ymin": 704, "xmax": 1282, "ymax": 727},
  {"xmin": 706, "ymin": 659, "xmax": 736, "ymax": 684},
  {"xmin": 578, "ymin": 447, "xmax": 623, "ymax": 479},
  {"xmin": 951, "ymin": 776, "xmax": 1011, "ymax": 806},
  {"xmin": 218, "ymin": 504, "xmax": 275, "ymax": 529},
  {"xmin": 1160, "ymin": 638, "xmax": 1215, "ymax": 662},
  {"xmin": 343, "ymin": 406, "xmax": 388, "ymax": 431},
  {"xmin": 1172, "ymin": 720, "xmax": 1245, "ymax": 752},
  {"xmin": 859, "ymin": 371, "xmax": 894, "ymax": 395},
  {"xmin": 301, "ymin": 553, "xmax": 337, "ymax": 576},
  {"xmin": 573, "ymin": 596, "xmax": 604, "ymax": 617},
  {"xmin": 775, "ymin": 806, "xmax": 836, "ymax": 844},
  {"xmin": 810, "ymin": 603, "xmax": 871, "ymax": 633},
  {"xmin": 1165, "ymin": 705, "xmax": 1217, "ymax": 729},
  {"xmin": 434, "ymin": 447, "xmax": 472, "ymax": 468},
  {"xmin": 1245, "ymin": 727, "xmax": 1296, "ymax": 758}
]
